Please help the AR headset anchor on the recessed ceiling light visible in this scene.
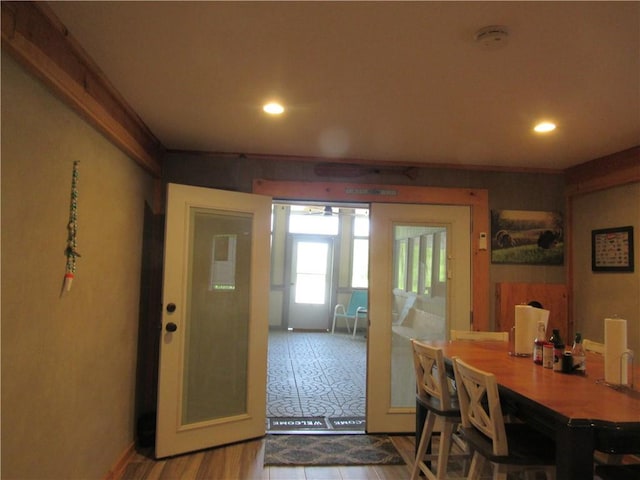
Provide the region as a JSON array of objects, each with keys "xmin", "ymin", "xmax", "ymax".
[
  {"xmin": 263, "ymin": 102, "xmax": 285, "ymax": 115},
  {"xmin": 534, "ymin": 122, "xmax": 556, "ymax": 133}
]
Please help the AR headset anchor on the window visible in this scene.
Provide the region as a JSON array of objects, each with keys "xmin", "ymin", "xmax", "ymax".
[
  {"xmin": 351, "ymin": 208, "xmax": 370, "ymax": 288},
  {"xmin": 288, "ymin": 206, "xmax": 339, "ymax": 235}
]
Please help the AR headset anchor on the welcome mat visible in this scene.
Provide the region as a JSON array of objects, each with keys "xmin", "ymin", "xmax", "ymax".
[
  {"xmin": 263, "ymin": 434, "xmax": 405, "ymax": 466},
  {"xmin": 267, "ymin": 416, "xmax": 365, "ymax": 432}
]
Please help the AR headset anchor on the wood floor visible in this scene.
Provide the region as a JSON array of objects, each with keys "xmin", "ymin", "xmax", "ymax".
[{"xmin": 119, "ymin": 435, "xmax": 416, "ymax": 480}]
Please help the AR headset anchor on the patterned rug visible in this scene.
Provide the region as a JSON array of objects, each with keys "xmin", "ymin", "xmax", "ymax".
[{"xmin": 263, "ymin": 434, "xmax": 405, "ymax": 466}]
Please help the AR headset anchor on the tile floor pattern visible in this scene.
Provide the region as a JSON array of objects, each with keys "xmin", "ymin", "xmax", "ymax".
[{"xmin": 267, "ymin": 330, "xmax": 366, "ymax": 432}]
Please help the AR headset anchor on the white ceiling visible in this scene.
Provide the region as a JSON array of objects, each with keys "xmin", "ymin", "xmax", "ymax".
[{"xmin": 48, "ymin": 1, "xmax": 639, "ymax": 170}]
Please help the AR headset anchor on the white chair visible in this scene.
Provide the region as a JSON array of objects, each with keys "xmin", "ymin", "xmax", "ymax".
[
  {"xmin": 450, "ymin": 330, "xmax": 508, "ymax": 341},
  {"xmin": 452, "ymin": 356, "xmax": 556, "ymax": 480},
  {"xmin": 411, "ymin": 340, "xmax": 469, "ymax": 480}
]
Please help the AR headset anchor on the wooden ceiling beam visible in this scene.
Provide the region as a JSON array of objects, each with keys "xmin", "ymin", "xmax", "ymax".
[
  {"xmin": 565, "ymin": 146, "xmax": 640, "ymax": 197},
  {"xmin": 1, "ymin": 1, "xmax": 163, "ymax": 177}
]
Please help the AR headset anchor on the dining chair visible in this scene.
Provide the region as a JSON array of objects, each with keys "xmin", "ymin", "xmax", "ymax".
[
  {"xmin": 450, "ymin": 330, "xmax": 509, "ymax": 341},
  {"xmin": 594, "ymin": 463, "xmax": 640, "ymax": 480},
  {"xmin": 584, "ymin": 338, "xmax": 605, "ymax": 354},
  {"xmin": 452, "ymin": 356, "xmax": 556, "ymax": 480},
  {"xmin": 410, "ymin": 340, "xmax": 469, "ymax": 480},
  {"xmin": 331, "ymin": 290, "xmax": 368, "ymax": 336}
]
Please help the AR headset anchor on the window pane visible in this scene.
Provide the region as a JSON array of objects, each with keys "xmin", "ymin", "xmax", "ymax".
[
  {"xmin": 289, "ymin": 208, "xmax": 339, "ymax": 235},
  {"xmin": 439, "ymin": 232, "xmax": 447, "ymax": 282},
  {"xmin": 423, "ymin": 234, "xmax": 433, "ymax": 295},
  {"xmin": 295, "ymin": 274, "xmax": 326, "ymax": 304},
  {"xmin": 294, "ymin": 241, "xmax": 328, "ymax": 304},
  {"xmin": 410, "ymin": 237, "xmax": 420, "ymax": 293},
  {"xmin": 395, "ymin": 239, "xmax": 408, "ymax": 290},
  {"xmin": 353, "ymin": 211, "xmax": 370, "ymax": 237},
  {"xmin": 352, "ymin": 239, "xmax": 369, "ymax": 288}
]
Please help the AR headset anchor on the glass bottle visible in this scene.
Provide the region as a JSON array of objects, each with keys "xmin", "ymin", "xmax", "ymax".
[
  {"xmin": 533, "ymin": 321, "xmax": 546, "ymax": 365},
  {"xmin": 549, "ymin": 329, "xmax": 564, "ymax": 372},
  {"xmin": 571, "ymin": 332, "xmax": 586, "ymax": 374}
]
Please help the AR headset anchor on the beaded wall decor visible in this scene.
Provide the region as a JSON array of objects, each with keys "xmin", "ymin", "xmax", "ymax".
[{"xmin": 62, "ymin": 161, "xmax": 80, "ymax": 294}]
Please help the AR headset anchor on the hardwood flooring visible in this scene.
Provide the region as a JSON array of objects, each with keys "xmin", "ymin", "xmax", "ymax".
[{"xmin": 119, "ymin": 435, "xmax": 416, "ymax": 480}]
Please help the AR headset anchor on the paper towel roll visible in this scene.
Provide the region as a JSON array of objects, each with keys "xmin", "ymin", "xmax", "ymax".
[
  {"xmin": 604, "ymin": 318, "xmax": 628, "ymax": 385},
  {"xmin": 514, "ymin": 305, "xmax": 536, "ymax": 355},
  {"xmin": 534, "ymin": 308, "xmax": 550, "ymax": 332}
]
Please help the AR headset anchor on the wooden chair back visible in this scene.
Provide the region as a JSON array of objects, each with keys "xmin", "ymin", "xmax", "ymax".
[
  {"xmin": 452, "ymin": 356, "xmax": 508, "ymax": 456},
  {"xmin": 411, "ymin": 340, "xmax": 454, "ymax": 411},
  {"xmin": 450, "ymin": 330, "xmax": 508, "ymax": 341},
  {"xmin": 583, "ymin": 339, "xmax": 605, "ymax": 354}
]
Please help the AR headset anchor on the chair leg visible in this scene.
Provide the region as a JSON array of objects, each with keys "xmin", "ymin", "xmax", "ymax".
[
  {"xmin": 411, "ymin": 412, "xmax": 436, "ymax": 480},
  {"xmin": 435, "ymin": 421, "xmax": 454, "ymax": 479},
  {"xmin": 467, "ymin": 452, "xmax": 486, "ymax": 480},
  {"xmin": 492, "ymin": 463, "xmax": 508, "ymax": 480}
]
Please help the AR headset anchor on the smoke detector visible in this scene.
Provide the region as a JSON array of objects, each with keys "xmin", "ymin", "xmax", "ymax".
[{"xmin": 475, "ymin": 25, "xmax": 509, "ymax": 49}]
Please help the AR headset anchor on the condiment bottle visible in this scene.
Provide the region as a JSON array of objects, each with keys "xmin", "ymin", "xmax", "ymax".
[
  {"xmin": 533, "ymin": 321, "xmax": 546, "ymax": 365},
  {"xmin": 549, "ymin": 329, "xmax": 564, "ymax": 372},
  {"xmin": 571, "ymin": 332, "xmax": 586, "ymax": 374}
]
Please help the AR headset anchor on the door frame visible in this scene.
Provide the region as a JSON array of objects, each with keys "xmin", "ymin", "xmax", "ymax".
[{"xmin": 254, "ymin": 179, "xmax": 490, "ymax": 330}]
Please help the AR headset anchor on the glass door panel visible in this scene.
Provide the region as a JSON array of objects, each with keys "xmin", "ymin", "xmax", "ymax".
[{"xmin": 182, "ymin": 210, "xmax": 251, "ymax": 425}]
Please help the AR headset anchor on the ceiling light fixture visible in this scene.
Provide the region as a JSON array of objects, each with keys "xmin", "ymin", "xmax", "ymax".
[
  {"xmin": 263, "ymin": 102, "xmax": 285, "ymax": 115},
  {"xmin": 534, "ymin": 122, "xmax": 557, "ymax": 133}
]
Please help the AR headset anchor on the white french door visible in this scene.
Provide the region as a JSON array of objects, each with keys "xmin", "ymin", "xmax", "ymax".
[
  {"xmin": 367, "ymin": 203, "xmax": 471, "ymax": 433},
  {"xmin": 156, "ymin": 183, "xmax": 271, "ymax": 458},
  {"xmin": 288, "ymin": 235, "xmax": 334, "ymax": 330}
]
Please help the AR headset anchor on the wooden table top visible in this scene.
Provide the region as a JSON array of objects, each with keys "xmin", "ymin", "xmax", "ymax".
[{"xmin": 426, "ymin": 340, "xmax": 640, "ymax": 424}]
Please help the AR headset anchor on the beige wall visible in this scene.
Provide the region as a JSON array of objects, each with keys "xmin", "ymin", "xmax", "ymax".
[
  {"xmin": 572, "ymin": 182, "xmax": 640, "ymax": 355},
  {"xmin": 1, "ymin": 53, "xmax": 154, "ymax": 479}
]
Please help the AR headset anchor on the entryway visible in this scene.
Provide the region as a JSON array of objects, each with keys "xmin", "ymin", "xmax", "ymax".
[{"xmin": 267, "ymin": 202, "xmax": 369, "ymax": 434}]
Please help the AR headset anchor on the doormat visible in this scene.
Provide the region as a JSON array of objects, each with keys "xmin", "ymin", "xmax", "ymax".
[
  {"xmin": 263, "ymin": 434, "xmax": 405, "ymax": 466},
  {"xmin": 267, "ymin": 416, "xmax": 365, "ymax": 433}
]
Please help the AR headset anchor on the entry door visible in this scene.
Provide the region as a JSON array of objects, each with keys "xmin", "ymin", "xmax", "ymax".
[
  {"xmin": 156, "ymin": 183, "xmax": 271, "ymax": 458},
  {"xmin": 288, "ymin": 236, "xmax": 333, "ymax": 330},
  {"xmin": 367, "ymin": 203, "xmax": 471, "ymax": 433}
]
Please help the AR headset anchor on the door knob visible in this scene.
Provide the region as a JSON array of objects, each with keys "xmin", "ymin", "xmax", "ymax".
[
  {"xmin": 166, "ymin": 303, "xmax": 176, "ymax": 313},
  {"xmin": 165, "ymin": 322, "xmax": 178, "ymax": 332}
]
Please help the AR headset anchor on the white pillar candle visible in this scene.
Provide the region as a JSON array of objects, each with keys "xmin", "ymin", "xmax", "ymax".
[{"xmin": 604, "ymin": 318, "xmax": 628, "ymax": 385}]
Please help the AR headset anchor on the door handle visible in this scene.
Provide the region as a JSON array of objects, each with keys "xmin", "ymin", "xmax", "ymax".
[{"xmin": 165, "ymin": 322, "xmax": 178, "ymax": 333}]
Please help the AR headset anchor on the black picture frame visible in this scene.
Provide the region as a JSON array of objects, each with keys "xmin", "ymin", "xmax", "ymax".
[{"xmin": 591, "ymin": 226, "xmax": 634, "ymax": 272}]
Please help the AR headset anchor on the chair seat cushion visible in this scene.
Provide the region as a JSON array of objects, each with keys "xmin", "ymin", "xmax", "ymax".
[
  {"xmin": 461, "ymin": 422, "xmax": 555, "ymax": 465},
  {"xmin": 416, "ymin": 393, "xmax": 461, "ymax": 418}
]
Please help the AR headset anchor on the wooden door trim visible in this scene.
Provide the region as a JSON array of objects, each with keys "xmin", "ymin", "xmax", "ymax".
[{"xmin": 253, "ymin": 179, "xmax": 490, "ymax": 330}]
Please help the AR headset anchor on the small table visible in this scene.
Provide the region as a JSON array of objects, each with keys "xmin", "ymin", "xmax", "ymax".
[{"xmin": 418, "ymin": 340, "xmax": 640, "ymax": 480}]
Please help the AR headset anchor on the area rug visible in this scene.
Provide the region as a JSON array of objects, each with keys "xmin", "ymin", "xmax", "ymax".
[{"xmin": 263, "ymin": 434, "xmax": 405, "ymax": 466}]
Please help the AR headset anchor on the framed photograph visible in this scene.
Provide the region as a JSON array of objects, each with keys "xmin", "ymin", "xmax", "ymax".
[
  {"xmin": 491, "ymin": 209, "xmax": 564, "ymax": 265},
  {"xmin": 592, "ymin": 226, "xmax": 634, "ymax": 272}
]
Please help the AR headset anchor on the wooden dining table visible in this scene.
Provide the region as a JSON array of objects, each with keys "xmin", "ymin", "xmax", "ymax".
[{"xmin": 418, "ymin": 340, "xmax": 640, "ymax": 480}]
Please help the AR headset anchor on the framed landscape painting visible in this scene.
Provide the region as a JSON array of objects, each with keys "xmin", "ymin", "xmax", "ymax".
[{"xmin": 491, "ymin": 209, "xmax": 564, "ymax": 265}]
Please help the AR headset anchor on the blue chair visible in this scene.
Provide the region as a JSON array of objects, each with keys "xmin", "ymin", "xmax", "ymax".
[{"xmin": 331, "ymin": 290, "xmax": 368, "ymax": 337}]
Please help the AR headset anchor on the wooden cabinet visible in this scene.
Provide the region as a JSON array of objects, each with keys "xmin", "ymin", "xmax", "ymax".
[{"xmin": 495, "ymin": 283, "xmax": 569, "ymax": 341}]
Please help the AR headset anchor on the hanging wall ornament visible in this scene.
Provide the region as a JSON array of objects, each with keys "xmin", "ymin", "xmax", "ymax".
[{"xmin": 62, "ymin": 161, "xmax": 80, "ymax": 294}]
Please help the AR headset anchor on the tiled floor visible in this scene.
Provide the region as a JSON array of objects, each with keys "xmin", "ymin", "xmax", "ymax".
[{"xmin": 266, "ymin": 330, "xmax": 366, "ymax": 433}]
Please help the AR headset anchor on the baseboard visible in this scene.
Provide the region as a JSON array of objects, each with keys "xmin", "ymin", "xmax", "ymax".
[{"xmin": 103, "ymin": 442, "xmax": 136, "ymax": 480}]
